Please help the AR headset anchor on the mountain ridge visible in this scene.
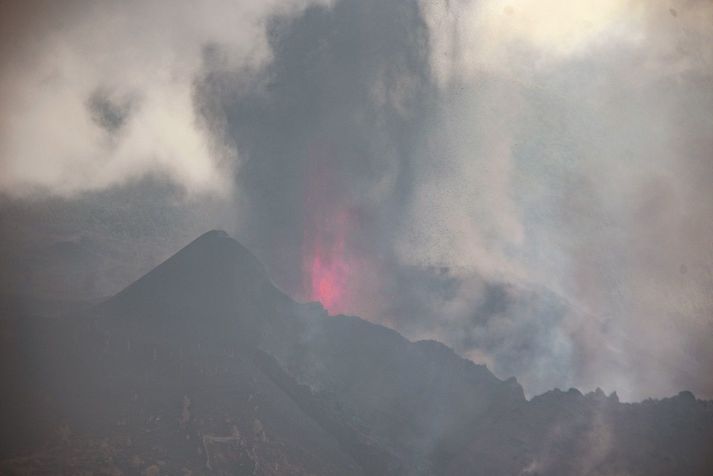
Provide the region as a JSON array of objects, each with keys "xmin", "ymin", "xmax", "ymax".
[{"xmin": 1, "ymin": 230, "xmax": 712, "ymax": 475}]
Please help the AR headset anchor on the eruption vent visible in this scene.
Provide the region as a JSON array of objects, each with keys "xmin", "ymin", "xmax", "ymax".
[{"xmin": 305, "ymin": 210, "xmax": 352, "ymax": 315}]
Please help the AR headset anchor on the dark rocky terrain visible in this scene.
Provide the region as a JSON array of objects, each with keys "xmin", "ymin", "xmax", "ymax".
[{"xmin": 1, "ymin": 230, "xmax": 712, "ymax": 475}]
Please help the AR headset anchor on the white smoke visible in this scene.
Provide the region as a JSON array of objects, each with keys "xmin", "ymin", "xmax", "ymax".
[{"xmin": 0, "ymin": 0, "xmax": 331, "ymax": 197}]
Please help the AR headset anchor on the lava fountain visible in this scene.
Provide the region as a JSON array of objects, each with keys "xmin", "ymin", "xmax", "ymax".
[
  {"xmin": 305, "ymin": 209, "xmax": 352, "ymax": 314},
  {"xmin": 302, "ymin": 142, "xmax": 366, "ymax": 315}
]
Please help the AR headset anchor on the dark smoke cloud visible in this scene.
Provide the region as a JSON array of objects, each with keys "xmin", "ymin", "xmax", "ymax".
[{"xmin": 196, "ymin": 0, "xmax": 436, "ymax": 302}]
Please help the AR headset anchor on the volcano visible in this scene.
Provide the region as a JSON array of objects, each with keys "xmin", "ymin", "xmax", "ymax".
[{"xmin": 1, "ymin": 231, "xmax": 712, "ymax": 475}]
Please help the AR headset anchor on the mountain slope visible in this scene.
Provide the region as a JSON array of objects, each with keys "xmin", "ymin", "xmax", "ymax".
[{"xmin": 2, "ymin": 230, "xmax": 712, "ymax": 475}]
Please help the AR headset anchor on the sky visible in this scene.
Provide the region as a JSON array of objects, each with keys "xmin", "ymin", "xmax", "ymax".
[{"xmin": 1, "ymin": 0, "xmax": 712, "ymax": 401}]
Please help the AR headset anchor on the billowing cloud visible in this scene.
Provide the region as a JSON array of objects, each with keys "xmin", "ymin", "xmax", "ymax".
[
  {"xmin": 0, "ymin": 0, "xmax": 330, "ymax": 197},
  {"xmin": 413, "ymin": 0, "xmax": 713, "ymax": 399},
  {"xmin": 420, "ymin": 0, "xmax": 713, "ymax": 81}
]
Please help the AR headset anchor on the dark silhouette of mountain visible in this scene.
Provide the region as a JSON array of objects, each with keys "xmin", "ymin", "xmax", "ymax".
[
  {"xmin": 108, "ymin": 230, "xmax": 279, "ymax": 317},
  {"xmin": 1, "ymin": 230, "xmax": 712, "ymax": 475}
]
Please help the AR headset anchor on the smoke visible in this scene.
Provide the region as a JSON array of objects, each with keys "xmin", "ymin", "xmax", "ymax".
[
  {"xmin": 194, "ymin": 0, "xmax": 436, "ymax": 314},
  {"xmin": 2, "ymin": 0, "xmax": 713, "ymax": 400},
  {"xmin": 0, "ymin": 0, "xmax": 330, "ymax": 197},
  {"xmin": 196, "ymin": 0, "xmax": 713, "ymax": 400},
  {"xmin": 410, "ymin": 0, "xmax": 713, "ymax": 399}
]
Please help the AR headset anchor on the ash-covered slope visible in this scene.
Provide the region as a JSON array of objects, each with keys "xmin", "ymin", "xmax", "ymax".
[
  {"xmin": 0, "ymin": 231, "xmax": 366, "ymax": 475},
  {"xmin": 441, "ymin": 387, "xmax": 713, "ymax": 476},
  {"xmin": 105, "ymin": 229, "xmax": 288, "ymax": 324},
  {"xmin": 101, "ymin": 230, "xmax": 528, "ymax": 473},
  {"xmin": 2, "ymin": 230, "xmax": 712, "ymax": 475}
]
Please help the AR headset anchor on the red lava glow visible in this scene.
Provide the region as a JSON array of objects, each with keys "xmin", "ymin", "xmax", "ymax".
[
  {"xmin": 302, "ymin": 143, "xmax": 360, "ymax": 315},
  {"xmin": 306, "ymin": 210, "xmax": 352, "ymax": 314}
]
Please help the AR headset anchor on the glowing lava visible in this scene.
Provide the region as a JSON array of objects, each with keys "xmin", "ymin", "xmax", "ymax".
[
  {"xmin": 302, "ymin": 143, "xmax": 359, "ymax": 315},
  {"xmin": 305, "ymin": 210, "xmax": 351, "ymax": 314}
]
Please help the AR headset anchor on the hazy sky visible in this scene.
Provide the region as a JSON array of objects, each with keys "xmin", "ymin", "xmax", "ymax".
[{"xmin": 1, "ymin": 0, "xmax": 712, "ymax": 401}]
